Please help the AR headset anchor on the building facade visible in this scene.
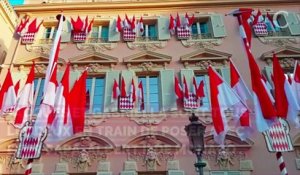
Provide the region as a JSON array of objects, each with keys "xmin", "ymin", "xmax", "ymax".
[{"xmin": 0, "ymin": 0, "xmax": 300, "ymax": 174}]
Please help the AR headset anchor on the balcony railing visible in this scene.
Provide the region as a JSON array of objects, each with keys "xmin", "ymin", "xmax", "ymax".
[
  {"xmin": 87, "ymin": 37, "xmax": 109, "ymax": 43},
  {"xmin": 191, "ymin": 33, "xmax": 213, "ymax": 40},
  {"xmin": 135, "ymin": 36, "xmax": 158, "ymax": 42}
]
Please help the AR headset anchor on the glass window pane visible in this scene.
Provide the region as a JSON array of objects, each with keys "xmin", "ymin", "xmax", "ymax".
[
  {"xmin": 101, "ymin": 26, "xmax": 109, "ymax": 41},
  {"xmin": 34, "ymin": 79, "xmax": 45, "ymax": 114},
  {"xmin": 44, "ymin": 27, "xmax": 52, "ymax": 39},
  {"xmin": 148, "ymin": 25, "xmax": 157, "ymax": 39},
  {"xmin": 149, "ymin": 103, "xmax": 159, "ymax": 112},
  {"xmin": 149, "ymin": 77, "xmax": 158, "ymax": 85},
  {"xmin": 191, "ymin": 23, "xmax": 198, "ymax": 35},
  {"xmin": 149, "ymin": 85, "xmax": 158, "ymax": 93},
  {"xmin": 200, "ymin": 22, "xmax": 208, "ymax": 34},
  {"xmin": 149, "ymin": 93, "xmax": 159, "ymax": 102}
]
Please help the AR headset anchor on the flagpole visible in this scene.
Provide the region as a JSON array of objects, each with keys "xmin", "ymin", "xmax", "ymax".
[
  {"xmin": 24, "ymin": 158, "xmax": 33, "ymax": 175},
  {"xmin": 276, "ymin": 152, "xmax": 288, "ymax": 175}
]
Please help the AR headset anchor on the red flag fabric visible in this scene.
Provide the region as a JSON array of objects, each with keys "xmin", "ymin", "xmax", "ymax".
[
  {"xmin": 70, "ymin": 70, "xmax": 87, "ymax": 134},
  {"xmin": 121, "ymin": 77, "xmax": 127, "ymax": 97},
  {"xmin": 138, "ymin": 16, "xmax": 144, "ymax": 33},
  {"xmin": 208, "ymin": 66, "xmax": 241, "ymax": 146},
  {"xmin": 130, "ymin": 79, "xmax": 136, "ymax": 103},
  {"xmin": 174, "ymin": 77, "xmax": 183, "ymax": 99},
  {"xmin": 0, "ymin": 69, "xmax": 17, "ymax": 114},
  {"xmin": 16, "ymin": 17, "xmax": 29, "ymax": 35},
  {"xmin": 131, "ymin": 15, "xmax": 136, "ymax": 31},
  {"xmin": 189, "ymin": 14, "xmax": 195, "ymax": 27},
  {"xmin": 14, "ymin": 63, "xmax": 35, "ymax": 127},
  {"xmin": 27, "ymin": 18, "xmax": 43, "ymax": 33},
  {"xmin": 183, "ymin": 76, "xmax": 189, "ymax": 99},
  {"xmin": 252, "ymin": 9, "xmax": 262, "ymax": 26},
  {"xmin": 14, "ymin": 80, "xmax": 20, "ymax": 96},
  {"xmin": 273, "ymin": 54, "xmax": 300, "ymax": 127},
  {"xmin": 169, "ymin": 15, "xmax": 175, "ymax": 34},
  {"xmin": 267, "ymin": 12, "xmax": 275, "ymax": 28},
  {"xmin": 112, "ymin": 79, "xmax": 120, "ymax": 101},
  {"xmin": 138, "ymin": 81, "xmax": 144, "ymax": 111},
  {"xmin": 197, "ymin": 80, "xmax": 205, "ymax": 98},
  {"xmin": 116, "ymin": 15, "xmax": 123, "ymax": 32},
  {"xmin": 176, "ymin": 13, "xmax": 181, "ymax": 28},
  {"xmin": 87, "ymin": 18, "xmax": 94, "ymax": 33}
]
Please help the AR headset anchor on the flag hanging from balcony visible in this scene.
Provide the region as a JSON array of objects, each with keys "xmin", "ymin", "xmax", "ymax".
[
  {"xmin": 0, "ymin": 69, "xmax": 17, "ymax": 115},
  {"xmin": 273, "ymin": 53, "xmax": 300, "ymax": 127},
  {"xmin": 18, "ymin": 18, "xmax": 43, "ymax": 44},
  {"xmin": 116, "ymin": 15, "xmax": 123, "ymax": 33},
  {"xmin": 252, "ymin": 10, "xmax": 268, "ymax": 37},
  {"xmin": 69, "ymin": 70, "xmax": 87, "ymax": 134},
  {"xmin": 32, "ymin": 14, "xmax": 64, "ymax": 137},
  {"xmin": 14, "ymin": 63, "xmax": 35, "ymax": 128},
  {"xmin": 123, "ymin": 14, "xmax": 136, "ymax": 41},
  {"xmin": 208, "ymin": 66, "xmax": 245, "ymax": 146},
  {"xmin": 119, "ymin": 77, "xmax": 134, "ymax": 110},
  {"xmin": 71, "ymin": 16, "xmax": 93, "ymax": 42},
  {"xmin": 230, "ymin": 59, "xmax": 253, "ymax": 140},
  {"xmin": 138, "ymin": 81, "xmax": 144, "ymax": 111}
]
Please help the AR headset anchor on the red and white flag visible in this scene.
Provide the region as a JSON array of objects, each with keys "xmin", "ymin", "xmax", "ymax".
[
  {"xmin": 112, "ymin": 79, "xmax": 120, "ymax": 102},
  {"xmin": 116, "ymin": 15, "xmax": 123, "ymax": 32},
  {"xmin": 32, "ymin": 14, "xmax": 64, "ymax": 136},
  {"xmin": 14, "ymin": 80, "xmax": 20, "ymax": 97},
  {"xmin": 131, "ymin": 15, "xmax": 136, "ymax": 32},
  {"xmin": 16, "ymin": 17, "xmax": 29, "ymax": 36},
  {"xmin": 230, "ymin": 59, "xmax": 253, "ymax": 140},
  {"xmin": 138, "ymin": 81, "xmax": 144, "ymax": 111},
  {"xmin": 82, "ymin": 16, "xmax": 88, "ymax": 33},
  {"xmin": 137, "ymin": 16, "xmax": 144, "ymax": 34},
  {"xmin": 0, "ymin": 70, "xmax": 17, "ymax": 114},
  {"xmin": 246, "ymin": 49, "xmax": 277, "ymax": 132},
  {"xmin": 14, "ymin": 64, "xmax": 35, "ymax": 128},
  {"xmin": 176, "ymin": 13, "xmax": 181, "ymax": 28},
  {"xmin": 124, "ymin": 14, "xmax": 131, "ymax": 29},
  {"xmin": 266, "ymin": 12, "xmax": 275, "ymax": 28},
  {"xmin": 130, "ymin": 79, "xmax": 136, "ymax": 103},
  {"xmin": 292, "ymin": 62, "xmax": 300, "ymax": 104},
  {"xmin": 121, "ymin": 77, "xmax": 127, "ymax": 97},
  {"xmin": 208, "ymin": 66, "xmax": 242, "ymax": 146},
  {"xmin": 47, "ymin": 63, "xmax": 73, "ymax": 143},
  {"xmin": 27, "ymin": 18, "xmax": 43, "ymax": 33},
  {"xmin": 273, "ymin": 54, "xmax": 300, "ymax": 127},
  {"xmin": 252, "ymin": 9, "xmax": 263, "ymax": 26},
  {"xmin": 184, "ymin": 13, "xmax": 190, "ymax": 29},
  {"xmin": 69, "ymin": 70, "xmax": 87, "ymax": 134},
  {"xmin": 87, "ymin": 18, "xmax": 94, "ymax": 34},
  {"xmin": 183, "ymin": 76, "xmax": 189, "ymax": 100},
  {"xmin": 174, "ymin": 77, "xmax": 183, "ymax": 100},
  {"xmin": 169, "ymin": 15, "xmax": 176, "ymax": 35}
]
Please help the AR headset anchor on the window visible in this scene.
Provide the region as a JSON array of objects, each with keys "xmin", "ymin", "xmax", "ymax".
[
  {"xmin": 86, "ymin": 77, "xmax": 105, "ymax": 114},
  {"xmin": 42, "ymin": 26, "xmax": 57, "ymax": 43},
  {"xmin": 33, "ymin": 78, "xmax": 45, "ymax": 114},
  {"xmin": 138, "ymin": 19, "xmax": 158, "ymax": 41},
  {"xmin": 138, "ymin": 76, "xmax": 160, "ymax": 113},
  {"xmin": 88, "ymin": 21, "xmax": 110, "ymax": 43},
  {"xmin": 195, "ymin": 75, "xmax": 210, "ymax": 110},
  {"xmin": 190, "ymin": 17, "xmax": 212, "ymax": 39}
]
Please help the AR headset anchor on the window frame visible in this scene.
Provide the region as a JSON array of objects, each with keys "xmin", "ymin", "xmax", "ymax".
[
  {"xmin": 88, "ymin": 20, "xmax": 110, "ymax": 43},
  {"xmin": 190, "ymin": 16, "xmax": 213, "ymax": 39},
  {"xmin": 136, "ymin": 18, "xmax": 158, "ymax": 41},
  {"xmin": 85, "ymin": 76, "xmax": 105, "ymax": 114}
]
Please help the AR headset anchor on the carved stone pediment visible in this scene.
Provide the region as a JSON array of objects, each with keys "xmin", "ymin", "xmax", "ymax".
[
  {"xmin": 55, "ymin": 132, "xmax": 115, "ymax": 151},
  {"xmin": 69, "ymin": 52, "xmax": 118, "ymax": 73},
  {"xmin": 0, "ymin": 137, "xmax": 19, "ymax": 153},
  {"xmin": 123, "ymin": 51, "xmax": 171, "ymax": 71},
  {"xmin": 205, "ymin": 131, "xmax": 254, "ymax": 149},
  {"xmin": 261, "ymin": 46, "xmax": 300, "ymax": 70},
  {"xmin": 122, "ymin": 131, "xmax": 181, "ymax": 149},
  {"xmin": 180, "ymin": 49, "xmax": 231, "ymax": 69},
  {"xmin": 14, "ymin": 54, "xmax": 65, "ymax": 74}
]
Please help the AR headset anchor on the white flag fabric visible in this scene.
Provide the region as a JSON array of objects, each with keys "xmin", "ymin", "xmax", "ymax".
[{"xmin": 0, "ymin": 70, "xmax": 17, "ymax": 115}]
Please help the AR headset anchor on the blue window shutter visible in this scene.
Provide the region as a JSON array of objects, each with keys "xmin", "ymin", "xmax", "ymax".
[
  {"xmin": 200, "ymin": 22, "xmax": 209, "ymax": 34},
  {"xmin": 108, "ymin": 19, "xmax": 120, "ymax": 42},
  {"xmin": 157, "ymin": 16, "xmax": 170, "ymax": 40},
  {"xmin": 210, "ymin": 14, "xmax": 226, "ymax": 37},
  {"xmin": 103, "ymin": 70, "xmax": 120, "ymax": 113},
  {"xmin": 148, "ymin": 25, "xmax": 157, "ymax": 39},
  {"xmin": 160, "ymin": 69, "xmax": 176, "ymax": 111},
  {"xmin": 101, "ymin": 26, "xmax": 109, "ymax": 41},
  {"xmin": 191, "ymin": 23, "xmax": 198, "ymax": 35}
]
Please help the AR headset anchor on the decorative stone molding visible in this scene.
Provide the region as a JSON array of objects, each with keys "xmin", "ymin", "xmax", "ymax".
[
  {"xmin": 181, "ymin": 38, "xmax": 223, "ymax": 48},
  {"xmin": 180, "ymin": 49, "xmax": 231, "ymax": 70},
  {"xmin": 69, "ymin": 52, "xmax": 118, "ymax": 73},
  {"xmin": 260, "ymin": 46, "xmax": 300, "ymax": 70},
  {"xmin": 127, "ymin": 113, "xmax": 168, "ymax": 125},
  {"xmin": 123, "ymin": 51, "xmax": 171, "ymax": 72},
  {"xmin": 203, "ymin": 132, "xmax": 253, "ymax": 171},
  {"xmin": 25, "ymin": 40, "xmax": 68, "ymax": 54},
  {"xmin": 127, "ymin": 40, "xmax": 167, "ymax": 51},
  {"xmin": 32, "ymin": 163, "xmax": 44, "ymax": 173},
  {"xmin": 258, "ymin": 36, "xmax": 300, "ymax": 47},
  {"xmin": 295, "ymin": 158, "xmax": 300, "ymax": 170},
  {"xmin": 14, "ymin": 54, "xmax": 65, "ymax": 74},
  {"xmin": 55, "ymin": 133, "xmax": 115, "ymax": 172},
  {"xmin": 76, "ymin": 42, "xmax": 118, "ymax": 52}
]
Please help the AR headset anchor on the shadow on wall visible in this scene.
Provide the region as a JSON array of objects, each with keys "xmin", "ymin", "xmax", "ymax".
[{"xmin": 0, "ymin": 38, "xmax": 8, "ymax": 73}]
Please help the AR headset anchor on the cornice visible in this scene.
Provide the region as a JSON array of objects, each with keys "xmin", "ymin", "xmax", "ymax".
[{"xmin": 14, "ymin": 0, "xmax": 300, "ymax": 15}]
